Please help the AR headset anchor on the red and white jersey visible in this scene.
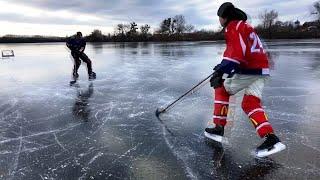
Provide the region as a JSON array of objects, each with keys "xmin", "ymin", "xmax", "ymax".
[{"xmin": 223, "ymin": 20, "xmax": 270, "ymax": 74}]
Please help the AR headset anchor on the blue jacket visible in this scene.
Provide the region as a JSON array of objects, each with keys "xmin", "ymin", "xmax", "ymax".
[{"xmin": 66, "ymin": 36, "xmax": 86, "ymax": 52}]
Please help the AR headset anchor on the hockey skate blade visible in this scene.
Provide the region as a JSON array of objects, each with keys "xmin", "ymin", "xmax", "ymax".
[
  {"xmin": 204, "ymin": 132, "xmax": 229, "ymax": 144},
  {"xmin": 69, "ymin": 80, "xmax": 78, "ymax": 85},
  {"xmin": 255, "ymin": 142, "xmax": 286, "ymax": 158}
]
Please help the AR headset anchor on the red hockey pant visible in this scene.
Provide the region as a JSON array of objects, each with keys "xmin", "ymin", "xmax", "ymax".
[{"xmin": 213, "ymin": 85, "xmax": 274, "ymax": 138}]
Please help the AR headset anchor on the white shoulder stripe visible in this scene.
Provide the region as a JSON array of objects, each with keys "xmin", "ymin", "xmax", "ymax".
[
  {"xmin": 236, "ymin": 21, "xmax": 243, "ymax": 31},
  {"xmin": 239, "ymin": 33, "xmax": 246, "ymax": 56}
]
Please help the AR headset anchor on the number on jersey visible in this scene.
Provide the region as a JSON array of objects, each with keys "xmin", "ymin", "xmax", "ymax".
[{"xmin": 249, "ymin": 32, "xmax": 265, "ymax": 53}]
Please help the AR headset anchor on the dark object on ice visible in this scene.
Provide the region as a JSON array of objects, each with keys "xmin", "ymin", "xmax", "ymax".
[
  {"xmin": 155, "ymin": 72, "xmax": 214, "ymax": 117},
  {"xmin": 1, "ymin": 50, "xmax": 15, "ymax": 58},
  {"xmin": 256, "ymin": 134, "xmax": 286, "ymax": 158}
]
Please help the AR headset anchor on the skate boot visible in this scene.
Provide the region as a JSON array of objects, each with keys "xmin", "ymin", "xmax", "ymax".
[
  {"xmin": 255, "ymin": 133, "xmax": 286, "ymax": 158},
  {"xmin": 89, "ymin": 72, "xmax": 96, "ymax": 80},
  {"xmin": 73, "ymin": 72, "xmax": 79, "ymax": 79},
  {"xmin": 204, "ymin": 124, "xmax": 224, "ymax": 142},
  {"xmin": 70, "ymin": 72, "xmax": 79, "ymax": 86},
  {"xmin": 69, "ymin": 80, "xmax": 77, "ymax": 86}
]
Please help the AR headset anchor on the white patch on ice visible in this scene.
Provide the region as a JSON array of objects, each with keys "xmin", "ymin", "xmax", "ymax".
[
  {"xmin": 54, "ymin": 133, "xmax": 67, "ymax": 151},
  {"xmin": 128, "ymin": 112, "xmax": 145, "ymax": 118},
  {"xmin": 88, "ymin": 152, "xmax": 104, "ymax": 165}
]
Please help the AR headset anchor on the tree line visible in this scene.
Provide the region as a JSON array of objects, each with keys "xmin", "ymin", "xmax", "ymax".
[{"xmin": 1, "ymin": 1, "xmax": 319, "ymax": 43}]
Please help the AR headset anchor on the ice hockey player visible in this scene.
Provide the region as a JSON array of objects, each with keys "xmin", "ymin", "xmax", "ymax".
[
  {"xmin": 66, "ymin": 32, "xmax": 96, "ymax": 85},
  {"xmin": 205, "ymin": 2, "xmax": 286, "ymax": 157}
]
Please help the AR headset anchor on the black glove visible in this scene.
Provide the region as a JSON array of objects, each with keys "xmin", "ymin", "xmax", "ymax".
[
  {"xmin": 71, "ymin": 50, "xmax": 83, "ymax": 56},
  {"xmin": 210, "ymin": 70, "xmax": 223, "ymax": 89}
]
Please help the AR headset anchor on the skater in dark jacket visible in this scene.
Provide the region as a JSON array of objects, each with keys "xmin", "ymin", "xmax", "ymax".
[
  {"xmin": 205, "ymin": 2, "xmax": 286, "ymax": 157},
  {"xmin": 66, "ymin": 32, "xmax": 96, "ymax": 84}
]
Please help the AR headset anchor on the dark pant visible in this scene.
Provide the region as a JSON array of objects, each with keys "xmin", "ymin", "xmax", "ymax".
[{"xmin": 71, "ymin": 51, "xmax": 93, "ymax": 77}]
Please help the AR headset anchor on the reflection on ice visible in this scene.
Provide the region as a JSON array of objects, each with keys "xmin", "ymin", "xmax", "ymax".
[{"xmin": 72, "ymin": 83, "xmax": 94, "ymax": 121}]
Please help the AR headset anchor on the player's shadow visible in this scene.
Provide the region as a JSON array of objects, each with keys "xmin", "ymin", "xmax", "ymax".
[
  {"xmin": 72, "ymin": 82, "xmax": 94, "ymax": 122},
  {"xmin": 207, "ymin": 140, "xmax": 280, "ymax": 180},
  {"xmin": 236, "ymin": 158, "xmax": 279, "ymax": 180}
]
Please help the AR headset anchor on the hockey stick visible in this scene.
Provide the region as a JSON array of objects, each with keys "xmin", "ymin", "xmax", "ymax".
[{"xmin": 155, "ymin": 72, "xmax": 214, "ymax": 117}]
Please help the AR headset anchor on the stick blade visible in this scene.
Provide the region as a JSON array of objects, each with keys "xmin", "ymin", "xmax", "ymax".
[{"xmin": 155, "ymin": 108, "xmax": 165, "ymax": 117}]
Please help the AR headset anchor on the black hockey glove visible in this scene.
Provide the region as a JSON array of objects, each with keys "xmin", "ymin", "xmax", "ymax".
[
  {"xmin": 210, "ymin": 59, "xmax": 240, "ymax": 88},
  {"xmin": 210, "ymin": 70, "xmax": 223, "ymax": 89},
  {"xmin": 71, "ymin": 49, "xmax": 83, "ymax": 56}
]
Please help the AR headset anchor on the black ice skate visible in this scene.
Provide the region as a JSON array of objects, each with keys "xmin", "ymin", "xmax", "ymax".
[
  {"xmin": 69, "ymin": 80, "xmax": 77, "ymax": 86},
  {"xmin": 255, "ymin": 134, "xmax": 286, "ymax": 158},
  {"xmin": 70, "ymin": 72, "xmax": 79, "ymax": 86},
  {"xmin": 204, "ymin": 124, "xmax": 225, "ymax": 143},
  {"xmin": 89, "ymin": 72, "xmax": 96, "ymax": 80},
  {"xmin": 73, "ymin": 72, "xmax": 79, "ymax": 79}
]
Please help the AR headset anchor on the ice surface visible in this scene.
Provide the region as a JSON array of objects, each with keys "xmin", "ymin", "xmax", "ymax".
[{"xmin": 0, "ymin": 41, "xmax": 319, "ymax": 179}]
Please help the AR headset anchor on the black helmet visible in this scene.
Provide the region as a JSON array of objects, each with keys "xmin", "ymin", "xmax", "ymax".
[{"xmin": 217, "ymin": 2, "xmax": 247, "ymax": 21}]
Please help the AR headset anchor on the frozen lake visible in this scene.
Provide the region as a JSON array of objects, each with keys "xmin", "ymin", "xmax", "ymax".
[{"xmin": 0, "ymin": 40, "xmax": 319, "ymax": 179}]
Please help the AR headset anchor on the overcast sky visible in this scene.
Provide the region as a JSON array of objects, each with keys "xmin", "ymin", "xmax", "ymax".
[{"xmin": 0, "ymin": 0, "xmax": 317, "ymax": 36}]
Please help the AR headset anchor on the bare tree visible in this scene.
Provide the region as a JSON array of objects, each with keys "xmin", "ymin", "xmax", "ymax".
[
  {"xmin": 129, "ymin": 22, "xmax": 138, "ymax": 35},
  {"xmin": 116, "ymin": 23, "xmax": 131, "ymax": 37},
  {"xmin": 313, "ymin": 1, "xmax": 320, "ymax": 21},
  {"xmin": 158, "ymin": 15, "xmax": 194, "ymax": 35},
  {"xmin": 259, "ymin": 10, "xmax": 279, "ymax": 38},
  {"xmin": 117, "ymin": 24, "xmax": 125, "ymax": 36},
  {"xmin": 185, "ymin": 24, "xmax": 195, "ymax": 33},
  {"xmin": 259, "ymin": 10, "xmax": 279, "ymax": 29},
  {"xmin": 159, "ymin": 18, "xmax": 172, "ymax": 34},
  {"xmin": 88, "ymin": 29, "xmax": 104, "ymax": 41},
  {"xmin": 173, "ymin": 15, "xmax": 186, "ymax": 34},
  {"xmin": 90, "ymin": 29, "xmax": 103, "ymax": 37},
  {"xmin": 123, "ymin": 24, "xmax": 131, "ymax": 35},
  {"xmin": 140, "ymin": 24, "xmax": 151, "ymax": 35}
]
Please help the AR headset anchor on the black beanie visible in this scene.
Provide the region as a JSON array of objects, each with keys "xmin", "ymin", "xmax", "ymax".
[{"xmin": 217, "ymin": 2, "xmax": 247, "ymax": 21}]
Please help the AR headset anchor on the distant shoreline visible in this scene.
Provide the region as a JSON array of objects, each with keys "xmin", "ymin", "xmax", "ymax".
[
  {"xmin": 0, "ymin": 38, "xmax": 319, "ymax": 44},
  {"xmin": 1, "ymin": 25, "xmax": 320, "ymax": 44},
  {"xmin": 1, "ymin": 29, "xmax": 320, "ymax": 44},
  {"xmin": 1, "ymin": 37, "xmax": 320, "ymax": 44}
]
